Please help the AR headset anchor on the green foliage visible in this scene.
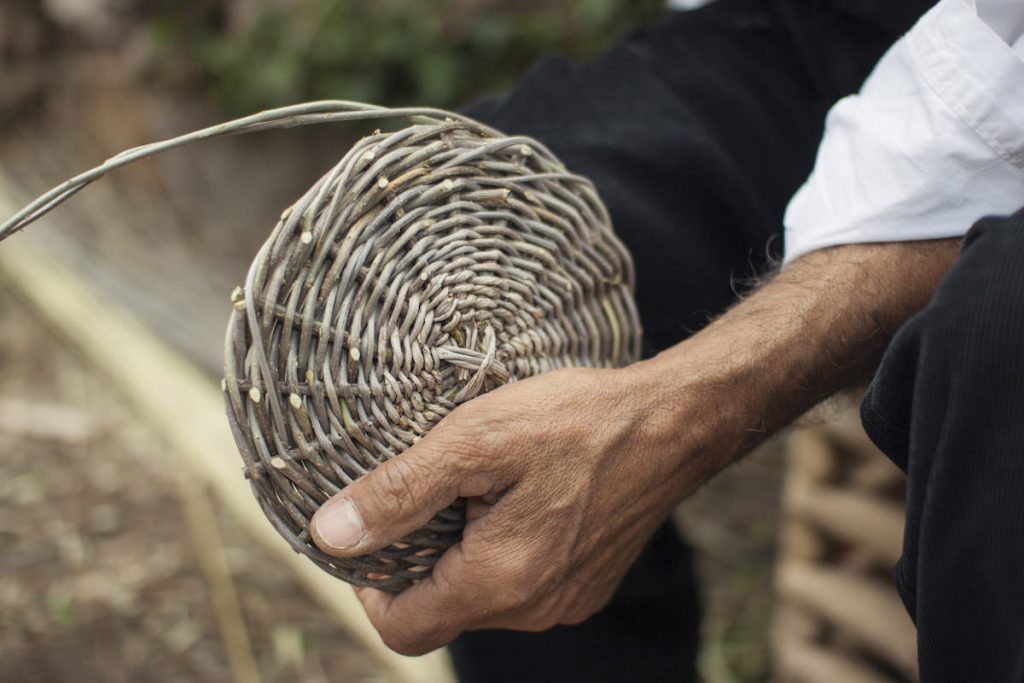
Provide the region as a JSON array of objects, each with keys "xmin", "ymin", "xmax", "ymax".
[{"xmin": 152, "ymin": 0, "xmax": 662, "ymax": 115}]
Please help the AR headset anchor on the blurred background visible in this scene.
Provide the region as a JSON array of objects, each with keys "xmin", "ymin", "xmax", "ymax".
[{"xmin": 0, "ymin": 2, "xmax": 914, "ymax": 682}]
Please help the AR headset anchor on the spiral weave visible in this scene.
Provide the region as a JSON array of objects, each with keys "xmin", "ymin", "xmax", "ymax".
[{"xmin": 0, "ymin": 102, "xmax": 642, "ymax": 593}]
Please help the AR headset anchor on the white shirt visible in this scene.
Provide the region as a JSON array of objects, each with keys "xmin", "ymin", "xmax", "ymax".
[{"xmin": 784, "ymin": 0, "xmax": 1024, "ymax": 263}]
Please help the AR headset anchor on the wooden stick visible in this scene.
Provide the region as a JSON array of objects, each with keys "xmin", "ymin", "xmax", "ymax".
[
  {"xmin": 777, "ymin": 560, "xmax": 918, "ymax": 679},
  {"xmin": 778, "ymin": 514, "xmax": 828, "ymax": 563},
  {"xmin": 786, "ymin": 428, "xmax": 839, "ymax": 483},
  {"xmin": 775, "ymin": 633, "xmax": 895, "ymax": 683},
  {"xmin": 177, "ymin": 473, "xmax": 263, "ymax": 683},
  {"xmin": 849, "ymin": 456, "xmax": 906, "ymax": 495},
  {"xmin": 787, "ymin": 482, "xmax": 905, "ymax": 567},
  {"xmin": 772, "ymin": 604, "xmax": 820, "ymax": 651}
]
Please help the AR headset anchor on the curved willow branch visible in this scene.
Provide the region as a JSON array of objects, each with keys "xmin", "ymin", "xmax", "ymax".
[{"xmin": 0, "ymin": 100, "xmax": 491, "ymax": 243}]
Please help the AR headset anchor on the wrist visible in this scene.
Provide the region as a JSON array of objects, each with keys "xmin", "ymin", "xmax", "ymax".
[
  {"xmin": 616, "ymin": 352, "xmax": 745, "ymax": 502},
  {"xmin": 613, "ymin": 240, "xmax": 961, "ymax": 506}
]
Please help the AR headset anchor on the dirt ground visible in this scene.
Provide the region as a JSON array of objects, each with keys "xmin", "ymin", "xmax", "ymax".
[{"xmin": 0, "ymin": 289, "xmax": 391, "ymax": 683}]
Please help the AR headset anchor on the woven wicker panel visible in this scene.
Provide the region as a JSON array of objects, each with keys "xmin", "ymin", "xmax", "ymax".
[
  {"xmin": 0, "ymin": 102, "xmax": 642, "ymax": 593},
  {"xmin": 775, "ymin": 409, "xmax": 916, "ymax": 682}
]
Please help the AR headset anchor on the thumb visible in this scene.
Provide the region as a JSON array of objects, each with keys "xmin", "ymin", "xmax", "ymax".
[{"xmin": 310, "ymin": 440, "xmax": 464, "ymax": 558}]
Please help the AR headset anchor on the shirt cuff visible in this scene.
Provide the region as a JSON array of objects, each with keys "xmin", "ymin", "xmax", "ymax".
[{"xmin": 782, "ymin": 0, "xmax": 1024, "ymax": 264}]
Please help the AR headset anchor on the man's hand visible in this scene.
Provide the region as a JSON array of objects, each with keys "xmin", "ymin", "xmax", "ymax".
[
  {"xmin": 312, "ymin": 238, "xmax": 961, "ymax": 655},
  {"xmin": 310, "ymin": 363, "xmax": 708, "ymax": 655}
]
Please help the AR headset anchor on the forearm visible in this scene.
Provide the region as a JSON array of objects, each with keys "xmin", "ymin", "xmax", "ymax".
[{"xmin": 630, "ymin": 238, "xmax": 961, "ymax": 496}]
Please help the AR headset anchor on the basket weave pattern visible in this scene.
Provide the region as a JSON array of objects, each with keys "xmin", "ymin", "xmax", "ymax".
[{"xmin": 223, "ymin": 116, "xmax": 641, "ymax": 591}]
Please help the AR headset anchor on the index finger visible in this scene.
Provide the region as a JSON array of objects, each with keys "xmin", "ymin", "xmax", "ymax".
[{"xmin": 357, "ymin": 542, "xmax": 486, "ymax": 656}]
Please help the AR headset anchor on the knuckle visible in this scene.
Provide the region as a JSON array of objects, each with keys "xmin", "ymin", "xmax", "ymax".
[
  {"xmin": 493, "ymin": 554, "xmax": 542, "ymax": 612},
  {"xmin": 559, "ymin": 609, "xmax": 591, "ymax": 626},
  {"xmin": 536, "ymin": 591, "xmax": 569, "ymax": 626},
  {"xmin": 372, "ymin": 457, "xmax": 426, "ymax": 515},
  {"xmin": 535, "ymin": 613, "xmax": 562, "ymax": 631},
  {"xmin": 506, "ymin": 551, "xmax": 537, "ymax": 583},
  {"xmin": 447, "ymin": 398, "xmax": 511, "ymax": 453},
  {"xmin": 431, "ymin": 410, "xmax": 514, "ymax": 491},
  {"xmin": 515, "ymin": 600, "xmax": 562, "ymax": 632},
  {"xmin": 498, "ymin": 582, "xmax": 532, "ymax": 613},
  {"xmin": 557, "ymin": 581, "xmax": 610, "ymax": 626},
  {"xmin": 432, "ymin": 560, "xmax": 464, "ymax": 597}
]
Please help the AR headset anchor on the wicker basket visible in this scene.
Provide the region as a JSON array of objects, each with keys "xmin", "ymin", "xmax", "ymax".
[{"xmin": 1, "ymin": 101, "xmax": 642, "ymax": 592}]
